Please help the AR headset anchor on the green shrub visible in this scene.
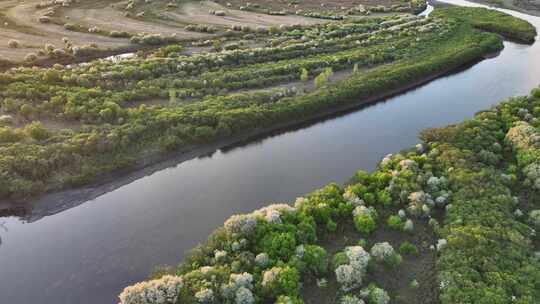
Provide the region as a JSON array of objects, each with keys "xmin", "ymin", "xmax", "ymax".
[
  {"xmin": 354, "ymin": 214, "xmax": 377, "ymax": 235},
  {"xmin": 24, "ymin": 122, "xmax": 50, "ymax": 141},
  {"xmin": 262, "ymin": 266, "xmax": 300, "ymax": 299},
  {"xmin": 531, "ymin": 88, "xmax": 540, "ymax": 98},
  {"xmin": 386, "ymin": 215, "xmax": 404, "ymax": 231},
  {"xmin": 332, "ymin": 252, "xmax": 349, "ymax": 270},
  {"xmin": 398, "ymin": 242, "xmax": 418, "ymax": 255}
]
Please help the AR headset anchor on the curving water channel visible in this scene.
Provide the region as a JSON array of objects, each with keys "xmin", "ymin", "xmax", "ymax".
[{"xmin": 1, "ymin": 1, "xmax": 540, "ymax": 303}]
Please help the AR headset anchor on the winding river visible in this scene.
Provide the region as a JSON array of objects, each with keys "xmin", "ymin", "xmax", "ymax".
[{"xmin": 1, "ymin": 1, "xmax": 540, "ymax": 303}]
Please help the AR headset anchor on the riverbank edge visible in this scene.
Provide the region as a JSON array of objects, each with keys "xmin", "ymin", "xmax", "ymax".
[
  {"xmin": 0, "ymin": 43, "xmax": 500, "ymax": 217},
  {"xmin": 466, "ymin": 0, "xmax": 540, "ymax": 17}
]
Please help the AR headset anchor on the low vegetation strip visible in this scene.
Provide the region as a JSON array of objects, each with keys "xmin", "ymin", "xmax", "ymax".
[
  {"xmin": 0, "ymin": 8, "xmax": 536, "ymax": 201},
  {"xmin": 117, "ymin": 87, "xmax": 540, "ymax": 303},
  {"xmin": 432, "ymin": 6, "xmax": 537, "ymax": 43}
]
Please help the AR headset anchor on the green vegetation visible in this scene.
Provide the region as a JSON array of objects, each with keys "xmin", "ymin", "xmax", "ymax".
[
  {"xmin": 118, "ymin": 85, "xmax": 540, "ymax": 304},
  {"xmin": 432, "ymin": 7, "xmax": 537, "ymax": 43},
  {"xmin": 0, "ymin": 7, "xmax": 535, "ymax": 201}
]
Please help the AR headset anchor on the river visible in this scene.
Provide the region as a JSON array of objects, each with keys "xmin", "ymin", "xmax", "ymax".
[{"xmin": 1, "ymin": 1, "xmax": 539, "ymax": 303}]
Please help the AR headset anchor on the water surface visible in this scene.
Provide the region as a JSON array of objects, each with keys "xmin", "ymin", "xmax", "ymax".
[{"xmin": 1, "ymin": 2, "xmax": 540, "ymax": 303}]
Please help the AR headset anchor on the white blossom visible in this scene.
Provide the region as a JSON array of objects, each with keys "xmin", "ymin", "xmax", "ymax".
[
  {"xmin": 380, "ymin": 154, "xmax": 393, "ymax": 166},
  {"xmin": 529, "ymin": 210, "xmax": 540, "ymax": 228},
  {"xmin": 370, "ymin": 242, "xmax": 395, "ymax": 261},
  {"xmin": 295, "ymin": 245, "xmax": 305, "ymax": 258},
  {"xmin": 254, "ymin": 204, "xmax": 296, "ymax": 224},
  {"xmin": 255, "ymin": 253, "xmax": 269, "ymax": 268},
  {"xmin": 262, "ymin": 267, "xmax": 282, "ymax": 288},
  {"xmin": 343, "ymin": 189, "xmax": 364, "ymax": 207},
  {"xmin": 360, "ymin": 285, "xmax": 390, "ymax": 304},
  {"xmin": 195, "ymin": 288, "xmax": 214, "ymax": 303},
  {"xmin": 230, "ymin": 272, "xmax": 253, "ymax": 289},
  {"xmin": 436, "ymin": 239, "xmax": 447, "ymax": 251},
  {"xmin": 119, "ymin": 275, "xmax": 184, "ymax": 304},
  {"xmin": 353, "ymin": 206, "xmax": 375, "ymax": 217},
  {"xmin": 214, "ymin": 250, "xmax": 227, "ymax": 263},
  {"xmin": 340, "ymin": 294, "xmax": 365, "ymax": 304},
  {"xmin": 399, "ymin": 159, "xmax": 418, "ymax": 171},
  {"xmin": 403, "ymin": 219, "xmax": 414, "ymax": 232},
  {"xmin": 200, "ymin": 266, "xmax": 214, "ymax": 274},
  {"xmin": 224, "ymin": 214, "xmax": 258, "ymax": 235},
  {"xmin": 506, "ymin": 121, "xmax": 540, "ymax": 150},
  {"xmin": 335, "ymin": 246, "xmax": 371, "ymax": 291},
  {"xmin": 294, "ymin": 197, "xmax": 309, "ymax": 209},
  {"xmin": 231, "ymin": 241, "xmax": 241, "ymax": 252},
  {"xmin": 235, "ymin": 287, "xmax": 255, "ymax": 304},
  {"xmin": 427, "ymin": 176, "xmax": 441, "ymax": 191}
]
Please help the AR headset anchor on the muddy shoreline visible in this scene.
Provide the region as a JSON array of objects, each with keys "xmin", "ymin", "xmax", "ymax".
[{"xmin": 0, "ymin": 52, "xmax": 490, "ymax": 220}]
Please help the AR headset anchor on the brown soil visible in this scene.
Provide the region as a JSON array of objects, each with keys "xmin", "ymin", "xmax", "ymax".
[
  {"xmin": 164, "ymin": 1, "xmax": 326, "ymax": 28},
  {"xmin": 0, "ymin": 109, "xmax": 82, "ymax": 131},
  {"xmin": 60, "ymin": 4, "xmax": 209, "ymax": 38},
  {"xmin": 0, "ymin": 0, "xmax": 129, "ymax": 61},
  {"xmin": 301, "ymin": 215, "xmax": 439, "ymax": 304}
]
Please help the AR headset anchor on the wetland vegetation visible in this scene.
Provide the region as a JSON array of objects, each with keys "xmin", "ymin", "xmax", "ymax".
[{"xmin": 0, "ymin": 5, "xmax": 535, "ymax": 201}]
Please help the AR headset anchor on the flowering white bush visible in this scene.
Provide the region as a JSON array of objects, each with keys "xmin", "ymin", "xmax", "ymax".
[
  {"xmin": 370, "ymin": 242, "xmax": 395, "ymax": 262},
  {"xmin": 214, "ymin": 250, "xmax": 227, "ymax": 263},
  {"xmin": 255, "ymin": 253, "xmax": 269, "ymax": 268},
  {"xmin": 399, "ymin": 159, "xmax": 417, "ymax": 171},
  {"xmin": 295, "ymin": 245, "xmax": 305, "ymax": 258},
  {"xmin": 335, "ymin": 265, "xmax": 356, "ymax": 291},
  {"xmin": 343, "ymin": 188, "xmax": 364, "ymax": 207},
  {"xmin": 195, "ymin": 288, "xmax": 214, "ymax": 303},
  {"xmin": 235, "ymin": 287, "xmax": 255, "ymax": 304},
  {"xmin": 380, "ymin": 154, "xmax": 393, "ymax": 166},
  {"xmin": 261, "ymin": 267, "xmax": 281, "ymax": 288},
  {"xmin": 529, "ymin": 210, "xmax": 540, "ymax": 228},
  {"xmin": 436, "ymin": 239, "xmax": 448, "ymax": 251},
  {"xmin": 199, "ymin": 266, "xmax": 214, "ymax": 275},
  {"xmin": 294, "ymin": 197, "xmax": 309, "ymax": 209},
  {"xmin": 265, "ymin": 209, "xmax": 282, "ymax": 224},
  {"xmin": 524, "ymin": 162, "xmax": 540, "ymax": 190},
  {"xmin": 427, "ymin": 176, "xmax": 440, "ymax": 190},
  {"xmin": 353, "ymin": 206, "xmax": 376, "ymax": 217},
  {"xmin": 231, "ymin": 241, "xmax": 241, "ymax": 252},
  {"xmin": 254, "ymin": 204, "xmax": 296, "ymax": 224},
  {"xmin": 506, "ymin": 121, "xmax": 540, "ymax": 150},
  {"xmin": 335, "ymin": 246, "xmax": 371, "ymax": 291},
  {"xmin": 340, "ymin": 294, "xmax": 365, "ymax": 304},
  {"xmin": 118, "ymin": 275, "xmax": 184, "ymax": 304},
  {"xmin": 408, "ymin": 191, "xmax": 433, "ymax": 216},
  {"xmin": 230, "ymin": 272, "xmax": 253, "ymax": 289},
  {"xmin": 224, "ymin": 214, "xmax": 258, "ymax": 236},
  {"xmin": 360, "ymin": 285, "xmax": 390, "ymax": 304},
  {"xmin": 222, "ymin": 272, "xmax": 254, "ymax": 302},
  {"xmin": 403, "ymin": 219, "xmax": 414, "ymax": 232}
]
